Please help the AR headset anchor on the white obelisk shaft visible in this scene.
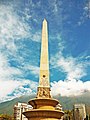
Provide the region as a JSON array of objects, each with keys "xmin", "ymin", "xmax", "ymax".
[{"xmin": 37, "ymin": 19, "xmax": 51, "ymax": 98}]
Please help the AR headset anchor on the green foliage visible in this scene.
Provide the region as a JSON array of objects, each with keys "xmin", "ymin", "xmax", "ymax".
[{"xmin": 0, "ymin": 114, "xmax": 14, "ymax": 120}]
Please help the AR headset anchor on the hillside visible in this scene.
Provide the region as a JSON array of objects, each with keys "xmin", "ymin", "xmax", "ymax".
[
  {"xmin": 0, "ymin": 92, "xmax": 90, "ymax": 115},
  {"xmin": 55, "ymin": 92, "xmax": 90, "ymax": 110},
  {"xmin": 0, "ymin": 94, "xmax": 35, "ymax": 115}
]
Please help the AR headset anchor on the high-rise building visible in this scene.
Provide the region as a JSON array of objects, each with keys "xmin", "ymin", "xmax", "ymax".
[
  {"xmin": 14, "ymin": 102, "xmax": 32, "ymax": 120},
  {"xmin": 73, "ymin": 104, "xmax": 86, "ymax": 120}
]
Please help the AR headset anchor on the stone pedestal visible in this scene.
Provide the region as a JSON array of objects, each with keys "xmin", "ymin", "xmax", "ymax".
[{"xmin": 23, "ymin": 98, "xmax": 64, "ymax": 120}]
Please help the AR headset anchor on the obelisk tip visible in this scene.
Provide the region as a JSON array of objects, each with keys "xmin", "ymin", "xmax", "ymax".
[{"xmin": 43, "ymin": 18, "xmax": 47, "ymax": 23}]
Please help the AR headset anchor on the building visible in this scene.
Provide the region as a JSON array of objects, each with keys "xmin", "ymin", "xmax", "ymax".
[
  {"xmin": 73, "ymin": 104, "xmax": 86, "ymax": 120},
  {"xmin": 23, "ymin": 19, "xmax": 64, "ymax": 120},
  {"xmin": 14, "ymin": 102, "xmax": 32, "ymax": 120}
]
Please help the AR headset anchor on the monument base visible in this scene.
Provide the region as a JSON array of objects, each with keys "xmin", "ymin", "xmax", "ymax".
[
  {"xmin": 23, "ymin": 98, "xmax": 64, "ymax": 120},
  {"xmin": 23, "ymin": 109, "xmax": 64, "ymax": 120}
]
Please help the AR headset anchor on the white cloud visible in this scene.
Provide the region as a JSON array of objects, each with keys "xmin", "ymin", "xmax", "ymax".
[
  {"xmin": 0, "ymin": 79, "xmax": 37, "ymax": 103},
  {"xmin": 85, "ymin": 55, "xmax": 90, "ymax": 60},
  {"xmin": 0, "ymin": 5, "xmax": 30, "ymax": 39},
  {"xmin": 53, "ymin": 2, "xmax": 58, "ymax": 13},
  {"xmin": 16, "ymin": 61, "xmax": 40, "ymax": 78},
  {"xmin": 0, "ymin": 4, "xmax": 40, "ymax": 57},
  {"xmin": 0, "ymin": 53, "xmax": 22, "ymax": 80},
  {"xmin": 0, "ymin": 80, "xmax": 21, "ymax": 101},
  {"xmin": 56, "ymin": 34, "xmax": 65, "ymax": 52},
  {"xmin": 0, "ymin": 5, "xmax": 30, "ymax": 51},
  {"xmin": 51, "ymin": 53, "xmax": 86, "ymax": 80},
  {"xmin": 0, "ymin": 51, "xmax": 39, "ymax": 102},
  {"xmin": 77, "ymin": 1, "xmax": 90, "ymax": 26},
  {"xmin": 0, "ymin": 1, "xmax": 89, "ymax": 102},
  {"xmin": 48, "ymin": 0, "xmax": 62, "ymax": 14},
  {"xmin": 30, "ymin": 31, "xmax": 41, "ymax": 42},
  {"xmin": 10, "ymin": 79, "xmax": 38, "ymax": 97},
  {"xmin": 58, "ymin": 57, "xmax": 86, "ymax": 80},
  {"xmin": 0, "ymin": 4, "xmax": 40, "ymax": 102},
  {"xmin": 0, "ymin": 5, "xmax": 38, "ymax": 63},
  {"xmin": 51, "ymin": 79, "xmax": 90, "ymax": 97},
  {"xmin": 84, "ymin": 1, "xmax": 90, "ymax": 18},
  {"xmin": 24, "ymin": 65, "xmax": 40, "ymax": 78},
  {"xmin": 50, "ymin": 49, "xmax": 90, "ymax": 97}
]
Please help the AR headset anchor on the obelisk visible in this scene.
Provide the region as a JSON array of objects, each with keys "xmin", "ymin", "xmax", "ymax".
[
  {"xmin": 23, "ymin": 19, "xmax": 64, "ymax": 120},
  {"xmin": 37, "ymin": 19, "xmax": 51, "ymax": 98}
]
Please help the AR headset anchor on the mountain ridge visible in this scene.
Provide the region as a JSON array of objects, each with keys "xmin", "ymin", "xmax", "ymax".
[{"xmin": 0, "ymin": 92, "xmax": 90, "ymax": 115}]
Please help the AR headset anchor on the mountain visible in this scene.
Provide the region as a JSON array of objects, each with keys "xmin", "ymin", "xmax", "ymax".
[
  {"xmin": 55, "ymin": 92, "xmax": 90, "ymax": 110},
  {"xmin": 0, "ymin": 94, "xmax": 35, "ymax": 115},
  {"xmin": 0, "ymin": 92, "xmax": 90, "ymax": 115}
]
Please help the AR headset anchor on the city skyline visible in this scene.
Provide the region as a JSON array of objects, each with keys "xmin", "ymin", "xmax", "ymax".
[{"xmin": 0, "ymin": 0, "xmax": 90, "ymax": 103}]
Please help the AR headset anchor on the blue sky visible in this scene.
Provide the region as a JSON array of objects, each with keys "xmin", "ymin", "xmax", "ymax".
[{"xmin": 0, "ymin": 0, "xmax": 90, "ymax": 102}]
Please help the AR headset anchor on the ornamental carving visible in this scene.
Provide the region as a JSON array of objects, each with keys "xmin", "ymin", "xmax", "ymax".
[{"xmin": 37, "ymin": 87, "xmax": 51, "ymax": 98}]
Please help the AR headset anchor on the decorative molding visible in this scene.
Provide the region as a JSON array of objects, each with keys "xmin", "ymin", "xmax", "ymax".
[{"xmin": 23, "ymin": 110, "xmax": 64, "ymax": 119}]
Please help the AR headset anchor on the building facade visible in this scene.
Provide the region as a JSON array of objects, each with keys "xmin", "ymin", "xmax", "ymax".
[
  {"xmin": 73, "ymin": 104, "xmax": 86, "ymax": 120},
  {"xmin": 14, "ymin": 102, "xmax": 32, "ymax": 120}
]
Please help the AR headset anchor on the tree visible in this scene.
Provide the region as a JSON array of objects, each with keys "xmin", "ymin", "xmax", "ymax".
[{"xmin": 0, "ymin": 114, "xmax": 14, "ymax": 120}]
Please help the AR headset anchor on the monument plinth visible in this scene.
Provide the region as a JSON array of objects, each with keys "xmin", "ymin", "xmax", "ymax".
[{"xmin": 23, "ymin": 19, "xmax": 64, "ymax": 120}]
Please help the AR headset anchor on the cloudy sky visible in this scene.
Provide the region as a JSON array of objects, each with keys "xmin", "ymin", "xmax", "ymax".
[{"xmin": 0, "ymin": 0, "xmax": 90, "ymax": 102}]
